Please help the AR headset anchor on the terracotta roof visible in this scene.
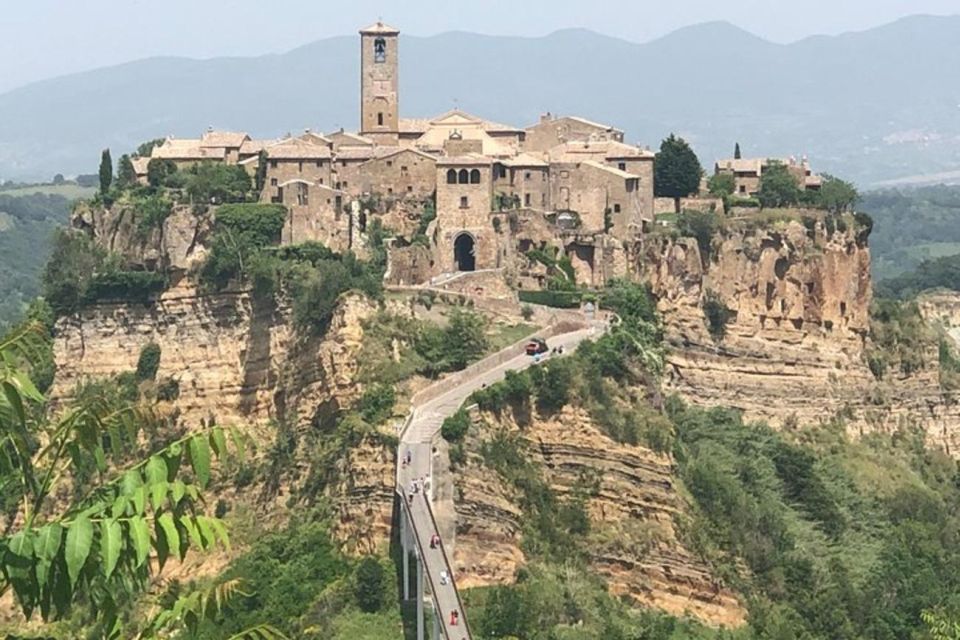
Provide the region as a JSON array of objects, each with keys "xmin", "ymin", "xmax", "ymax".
[
  {"xmin": 500, "ymin": 153, "xmax": 549, "ymax": 168},
  {"xmin": 565, "ymin": 115, "xmax": 623, "ymax": 133},
  {"xmin": 581, "ymin": 160, "xmax": 640, "ymax": 179},
  {"xmin": 131, "ymin": 156, "xmax": 150, "ymax": 175},
  {"xmin": 200, "ymin": 130, "xmax": 249, "ymax": 148},
  {"xmin": 239, "ymin": 139, "xmax": 277, "ymax": 155},
  {"xmin": 399, "ymin": 118, "xmax": 432, "ymax": 134},
  {"xmin": 265, "ymin": 138, "xmax": 332, "ymax": 159},
  {"xmin": 437, "ymin": 152, "xmax": 494, "ymax": 166},
  {"xmin": 299, "ymin": 131, "xmax": 333, "ymax": 146},
  {"xmin": 715, "ymin": 158, "xmax": 764, "ymax": 174},
  {"xmin": 361, "ymin": 147, "xmax": 437, "ymax": 164},
  {"xmin": 334, "ymin": 146, "xmax": 376, "ymax": 160},
  {"xmin": 327, "ymin": 130, "xmax": 375, "ymax": 146},
  {"xmin": 152, "ymin": 139, "xmax": 226, "ymax": 161},
  {"xmin": 549, "ymin": 140, "xmax": 653, "ymax": 162},
  {"xmin": 359, "ymin": 20, "xmax": 400, "ymax": 35}
]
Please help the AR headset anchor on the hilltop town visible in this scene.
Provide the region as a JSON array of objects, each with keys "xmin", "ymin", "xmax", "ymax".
[{"xmin": 132, "ymin": 20, "xmax": 825, "ymax": 293}]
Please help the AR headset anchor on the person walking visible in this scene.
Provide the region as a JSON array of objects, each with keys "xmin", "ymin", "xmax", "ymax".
[{"xmin": 450, "ymin": 609, "xmax": 458, "ymax": 625}]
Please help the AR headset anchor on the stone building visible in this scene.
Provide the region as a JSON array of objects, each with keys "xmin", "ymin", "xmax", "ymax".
[
  {"xmin": 714, "ymin": 156, "xmax": 822, "ymax": 197},
  {"xmin": 139, "ymin": 20, "xmax": 697, "ymax": 287}
]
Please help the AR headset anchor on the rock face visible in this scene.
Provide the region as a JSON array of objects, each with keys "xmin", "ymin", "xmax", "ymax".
[
  {"xmin": 637, "ymin": 215, "xmax": 960, "ymax": 453},
  {"xmin": 451, "ymin": 406, "xmax": 747, "ymax": 628},
  {"xmin": 50, "ymin": 284, "xmax": 396, "ymax": 550}
]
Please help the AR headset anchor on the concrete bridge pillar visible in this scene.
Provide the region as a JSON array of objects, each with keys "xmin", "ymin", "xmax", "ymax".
[{"xmin": 416, "ymin": 551, "xmax": 425, "ymax": 640}]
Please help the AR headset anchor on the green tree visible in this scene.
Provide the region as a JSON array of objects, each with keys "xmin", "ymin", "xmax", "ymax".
[
  {"xmin": 734, "ymin": 142, "xmax": 742, "ymax": 159},
  {"xmin": 758, "ymin": 161, "xmax": 801, "ymax": 208},
  {"xmin": 254, "ymin": 150, "xmax": 269, "ymax": 193},
  {"xmin": 0, "ymin": 325, "xmax": 241, "ymax": 634},
  {"xmin": 353, "ymin": 556, "xmax": 386, "ymax": 613},
  {"xmin": 654, "ymin": 134, "xmax": 703, "ymax": 211},
  {"xmin": 147, "ymin": 158, "xmax": 178, "ymax": 189},
  {"xmin": 441, "ymin": 408, "xmax": 471, "ymax": 442},
  {"xmin": 186, "ymin": 163, "xmax": 252, "ymax": 204},
  {"xmin": 817, "ymin": 174, "xmax": 859, "ymax": 214},
  {"xmin": 116, "ymin": 154, "xmax": 137, "ymax": 189},
  {"xmin": 136, "ymin": 138, "xmax": 166, "ymax": 158},
  {"xmin": 707, "ymin": 172, "xmax": 735, "ymax": 199},
  {"xmin": 99, "ymin": 148, "xmax": 113, "ymax": 195}
]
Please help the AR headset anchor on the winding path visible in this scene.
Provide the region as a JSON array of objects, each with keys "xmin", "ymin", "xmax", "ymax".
[{"xmin": 396, "ymin": 315, "xmax": 604, "ymax": 639}]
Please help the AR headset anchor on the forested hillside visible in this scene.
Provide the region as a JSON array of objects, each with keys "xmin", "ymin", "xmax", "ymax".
[
  {"xmin": 0, "ymin": 192, "xmax": 72, "ymax": 330},
  {"xmin": 863, "ymin": 185, "xmax": 960, "ymax": 282}
]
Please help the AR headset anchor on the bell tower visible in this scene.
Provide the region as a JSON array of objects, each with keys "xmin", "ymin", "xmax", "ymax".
[{"xmin": 359, "ymin": 21, "xmax": 400, "ymax": 144}]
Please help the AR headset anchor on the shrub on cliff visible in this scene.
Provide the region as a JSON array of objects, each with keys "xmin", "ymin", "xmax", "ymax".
[
  {"xmin": 199, "ymin": 203, "xmax": 286, "ymax": 289},
  {"xmin": 441, "ymin": 408, "xmax": 471, "ymax": 442},
  {"xmin": 136, "ymin": 342, "xmax": 161, "ymax": 381},
  {"xmin": 184, "ymin": 162, "xmax": 252, "ymax": 204},
  {"xmin": 414, "ymin": 309, "xmax": 488, "ymax": 377},
  {"xmin": 353, "ymin": 556, "xmax": 387, "ymax": 613},
  {"xmin": 703, "ymin": 290, "xmax": 734, "ymax": 341},
  {"xmin": 677, "ymin": 209, "xmax": 722, "ymax": 264}
]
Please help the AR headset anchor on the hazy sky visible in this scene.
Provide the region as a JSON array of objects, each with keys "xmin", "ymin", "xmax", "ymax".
[{"xmin": 2, "ymin": 0, "xmax": 957, "ymax": 93}]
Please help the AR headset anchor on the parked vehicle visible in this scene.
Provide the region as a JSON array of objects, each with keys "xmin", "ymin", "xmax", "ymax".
[{"xmin": 525, "ymin": 338, "xmax": 549, "ymax": 356}]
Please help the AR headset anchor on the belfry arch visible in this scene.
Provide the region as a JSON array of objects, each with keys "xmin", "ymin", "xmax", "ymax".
[{"xmin": 453, "ymin": 232, "xmax": 476, "ymax": 272}]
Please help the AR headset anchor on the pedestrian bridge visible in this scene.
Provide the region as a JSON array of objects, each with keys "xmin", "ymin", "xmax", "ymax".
[{"xmin": 395, "ymin": 315, "xmax": 603, "ymax": 639}]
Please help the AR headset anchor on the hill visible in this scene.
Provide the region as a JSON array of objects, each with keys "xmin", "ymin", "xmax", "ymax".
[
  {"xmin": 1, "ymin": 15, "xmax": 960, "ymax": 184},
  {"xmin": 0, "ymin": 192, "xmax": 72, "ymax": 331}
]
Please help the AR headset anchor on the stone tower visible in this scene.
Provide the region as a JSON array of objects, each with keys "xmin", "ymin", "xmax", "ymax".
[{"xmin": 359, "ymin": 21, "xmax": 400, "ymax": 144}]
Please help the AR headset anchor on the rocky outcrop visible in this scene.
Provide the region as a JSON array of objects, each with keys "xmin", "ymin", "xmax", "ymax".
[
  {"xmin": 451, "ymin": 406, "xmax": 747, "ymax": 628},
  {"xmin": 637, "ymin": 214, "xmax": 960, "ymax": 453},
  {"xmin": 72, "ymin": 201, "xmax": 212, "ymax": 274}
]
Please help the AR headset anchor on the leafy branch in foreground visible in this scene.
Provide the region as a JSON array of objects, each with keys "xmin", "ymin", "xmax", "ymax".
[
  {"xmin": 0, "ymin": 323, "xmax": 248, "ymax": 634},
  {"xmin": 137, "ymin": 578, "xmax": 288, "ymax": 639}
]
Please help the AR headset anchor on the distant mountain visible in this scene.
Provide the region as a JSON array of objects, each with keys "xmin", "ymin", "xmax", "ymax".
[{"xmin": 1, "ymin": 15, "xmax": 959, "ymax": 185}]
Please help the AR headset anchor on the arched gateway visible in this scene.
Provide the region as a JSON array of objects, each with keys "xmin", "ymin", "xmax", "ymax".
[{"xmin": 453, "ymin": 233, "xmax": 476, "ymax": 271}]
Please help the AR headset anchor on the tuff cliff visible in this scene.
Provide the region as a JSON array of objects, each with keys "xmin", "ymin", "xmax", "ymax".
[
  {"xmin": 444, "ymin": 406, "xmax": 747, "ymax": 628},
  {"xmin": 637, "ymin": 212, "xmax": 960, "ymax": 453}
]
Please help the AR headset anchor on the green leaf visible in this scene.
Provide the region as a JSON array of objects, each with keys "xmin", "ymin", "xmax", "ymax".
[
  {"xmin": 65, "ymin": 515, "xmax": 93, "ymax": 587},
  {"xmin": 146, "ymin": 455, "xmax": 167, "ymax": 485},
  {"xmin": 128, "ymin": 516, "xmax": 150, "ymax": 568},
  {"xmin": 209, "ymin": 518, "xmax": 230, "ymax": 550},
  {"xmin": 230, "ymin": 428, "xmax": 246, "ymax": 463},
  {"xmin": 35, "ymin": 524, "xmax": 63, "ymax": 587},
  {"xmin": 157, "ymin": 512, "xmax": 180, "ymax": 563},
  {"xmin": 210, "ymin": 426, "xmax": 228, "ymax": 458},
  {"xmin": 182, "ymin": 516, "xmax": 205, "ymax": 551},
  {"xmin": 111, "ymin": 493, "xmax": 128, "ymax": 518},
  {"xmin": 2, "ymin": 381, "xmax": 26, "ymax": 426},
  {"xmin": 171, "ymin": 480, "xmax": 186, "ymax": 506},
  {"xmin": 196, "ymin": 516, "xmax": 217, "ymax": 548},
  {"xmin": 100, "ymin": 519, "xmax": 122, "ymax": 579},
  {"xmin": 132, "ymin": 485, "xmax": 148, "ymax": 515},
  {"xmin": 188, "ymin": 436, "xmax": 211, "ymax": 489},
  {"xmin": 121, "ymin": 469, "xmax": 143, "ymax": 495},
  {"xmin": 151, "ymin": 480, "xmax": 168, "ymax": 512}
]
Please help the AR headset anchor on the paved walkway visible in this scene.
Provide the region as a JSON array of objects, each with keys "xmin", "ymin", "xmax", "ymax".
[{"xmin": 397, "ymin": 321, "xmax": 602, "ymax": 639}]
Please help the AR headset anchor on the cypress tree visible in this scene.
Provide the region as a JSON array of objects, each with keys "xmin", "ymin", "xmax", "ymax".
[
  {"xmin": 99, "ymin": 148, "xmax": 113, "ymax": 195},
  {"xmin": 734, "ymin": 142, "xmax": 742, "ymax": 159}
]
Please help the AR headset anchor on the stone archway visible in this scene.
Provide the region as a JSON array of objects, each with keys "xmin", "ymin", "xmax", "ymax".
[{"xmin": 453, "ymin": 232, "xmax": 476, "ymax": 272}]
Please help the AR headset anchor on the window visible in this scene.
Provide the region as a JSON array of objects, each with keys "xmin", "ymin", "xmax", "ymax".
[
  {"xmin": 270, "ymin": 160, "xmax": 278, "ymax": 168},
  {"xmin": 388, "ymin": 187, "xmax": 393, "ymax": 194},
  {"xmin": 446, "ymin": 169, "xmax": 457, "ymax": 184},
  {"xmin": 319, "ymin": 178, "xmax": 324, "ymax": 184},
  {"xmin": 298, "ymin": 161, "xmax": 303, "ymax": 172},
  {"xmin": 470, "ymin": 169, "xmax": 481, "ymax": 184},
  {"xmin": 374, "ymin": 37, "xmax": 386, "ymax": 62},
  {"xmin": 377, "ymin": 112, "xmax": 384, "ymax": 126},
  {"xmin": 407, "ymin": 185, "xmax": 413, "ymax": 192},
  {"xmin": 498, "ymin": 165, "xmax": 507, "ymax": 179},
  {"xmin": 316, "ymin": 160, "xmax": 323, "ymax": 167},
  {"xmin": 401, "ymin": 165, "xmax": 408, "ymax": 173},
  {"xmin": 460, "ymin": 196, "xmax": 469, "ymax": 208},
  {"xmin": 739, "ymin": 185, "xmax": 746, "ymax": 194},
  {"xmin": 524, "ymin": 171, "xmax": 531, "ymax": 180},
  {"xmin": 341, "ymin": 160, "xmax": 347, "ymax": 167},
  {"xmin": 270, "ymin": 177, "xmax": 278, "ymax": 186},
  {"xmin": 297, "ymin": 184, "xmax": 309, "ymax": 206},
  {"xmin": 618, "ymin": 162, "xmax": 626, "ymax": 171},
  {"xmin": 524, "ymin": 193, "xmax": 531, "ymax": 206},
  {"xmin": 458, "ymin": 169, "xmax": 469, "ymax": 184},
  {"xmin": 614, "ymin": 204, "xmax": 621, "ymax": 213},
  {"xmin": 386, "ymin": 159, "xmax": 392, "ymax": 167},
  {"xmin": 343, "ymin": 181, "xmax": 348, "ymax": 188},
  {"xmin": 541, "ymin": 193, "xmax": 547, "ymax": 206}
]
